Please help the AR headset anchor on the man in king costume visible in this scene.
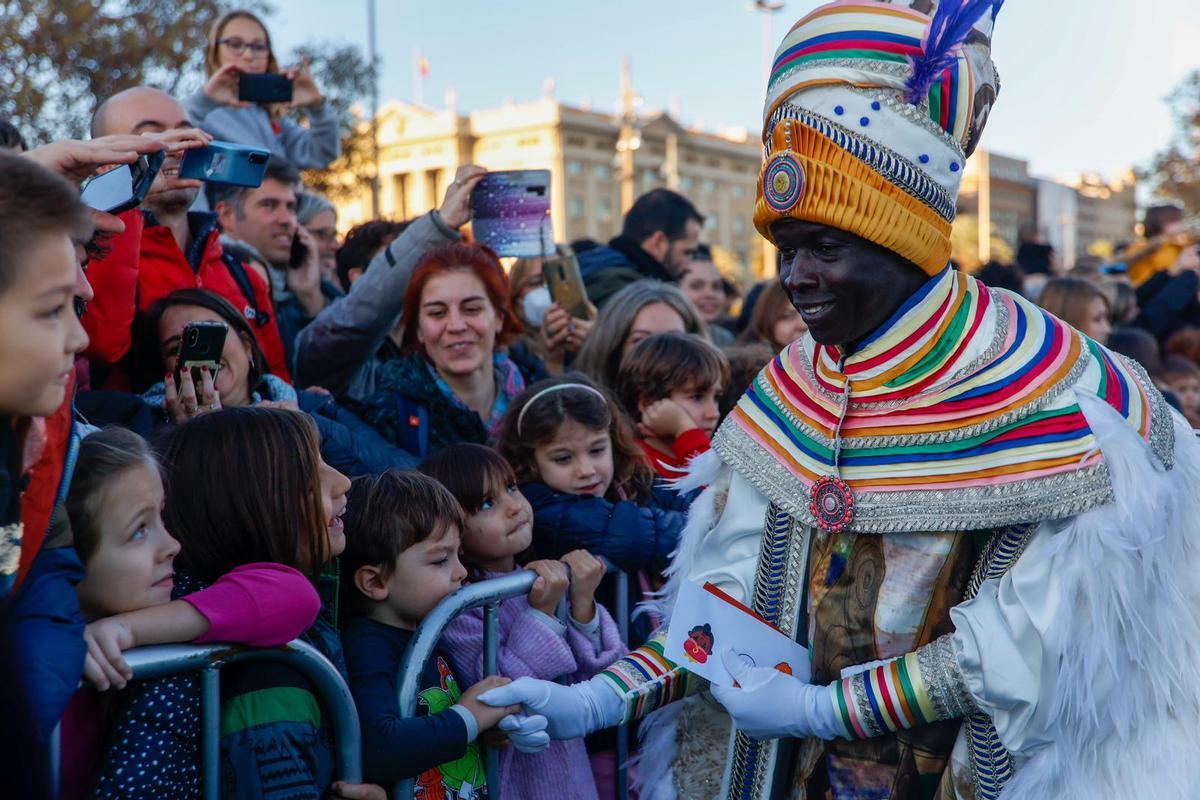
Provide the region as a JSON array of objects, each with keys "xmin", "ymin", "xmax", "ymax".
[{"xmin": 481, "ymin": 1, "xmax": 1200, "ymax": 797}]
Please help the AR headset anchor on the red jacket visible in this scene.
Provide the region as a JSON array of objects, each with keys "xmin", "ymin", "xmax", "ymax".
[
  {"xmin": 15, "ymin": 372, "xmax": 75, "ymax": 586},
  {"xmin": 83, "ymin": 210, "xmax": 291, "ymax": 383},
  {"xmin": 637, "ymin": 428, "xmax": 712, "ymax": 480}
]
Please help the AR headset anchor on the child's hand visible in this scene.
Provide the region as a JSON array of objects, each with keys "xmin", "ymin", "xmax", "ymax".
[
  {"xmin": 639, "ymin": 398, "xmax": 698, "ymax": 441},
  {"xmin": 83, "ymin": 616, "xmax": 137, "ymax": 691},
  {"xmin": 329, "ymin": 782, "xmax": 388, "ymax": 799},
  {"xmin": 526, "ymin": 559, "xmax": 570, "ymax": 617},
  {"xmin": 460, "ymin": 675, "xmax": 519, "ymax": 732},
  {"xmin": 561, "ymin": 550, "xmax": 606, "ymax": 624}
]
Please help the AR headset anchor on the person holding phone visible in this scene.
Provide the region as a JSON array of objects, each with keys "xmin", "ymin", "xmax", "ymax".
[
  {"xmin": 140, "ymin": 288, "xmax": 416, "ymax": 476},
  {"xmin": 185, "ymin": 10, "xmax": 339, "ymax": 170},
  {"xmin": 85, "ymin": 86, "xmax": 293, "ymax": 384}
]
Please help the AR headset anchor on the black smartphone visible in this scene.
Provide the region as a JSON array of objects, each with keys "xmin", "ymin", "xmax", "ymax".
[
  {"xmin": 179, "ymin": 141, "xmax": 271, "ymax": 187},
  {"xmin": 238, "ymin": 73, "xmax": 294, "ymax": 104},
  {"xmin": 80, "ymin": 150, "xmax": 166, "ymax": 214},
  {"xmin": 288, "ymin": 232, "xmax": 309, "ymax": 270},
  {"xmin": 174, "ymin": 321, "xmax": 228, "ymax": 387}
]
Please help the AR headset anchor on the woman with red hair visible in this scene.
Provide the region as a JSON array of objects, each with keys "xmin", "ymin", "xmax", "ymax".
[{"xmin": 358, "ymin": 242, "xmax": 531, "ymax": 456}]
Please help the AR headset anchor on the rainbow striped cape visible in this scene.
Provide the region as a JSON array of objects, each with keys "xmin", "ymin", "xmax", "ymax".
[{"xmin": 714, "ymin": 268, "xmax": 1175, "ymax": 533}]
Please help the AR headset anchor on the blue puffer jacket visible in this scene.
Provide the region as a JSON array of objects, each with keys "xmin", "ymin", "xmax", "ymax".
[
  {"xmin": 141, "ymin": 375, "xmax": 416, "ymax": 476},
  {"xmin": 522, "ymin": 481, "xmax": 691, "ymax": 648},
  {"xmin": 520, "ymin": 481, "xmax": 690, "ymax": 575},
  {"xmin": 10, "ymin": 546, "xmax": 87, "ymax": 740},
  {"xmin": 296, "ymin": 389, "xmax": 418, "ymax": 475}
]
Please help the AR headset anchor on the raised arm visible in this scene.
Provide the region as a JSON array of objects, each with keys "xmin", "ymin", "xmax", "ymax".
[{"xmin": 293, "ymin": 166, "xmax": 485, "ymax": 396}]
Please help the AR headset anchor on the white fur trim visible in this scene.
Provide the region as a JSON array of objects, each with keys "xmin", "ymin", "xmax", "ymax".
[
  {"xmin": 630, "ymin": 702, "xmax": 685, "ymax": 800},
  {"xmin": 997, "ymin": 392, "xmax": 1200, "ymax": 798}
]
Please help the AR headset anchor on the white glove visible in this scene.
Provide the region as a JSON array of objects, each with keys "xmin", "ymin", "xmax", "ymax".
[
  {"xmin": 498, "ymin": 714, "xmax": 551, "ymax": 753},
  {"xmin": 710, "ymin": 649, "xmax": 844, "ymax": 741},
  {"xmin": 478, "ymin": 675, "xmax": 622, "ymax": 740}
]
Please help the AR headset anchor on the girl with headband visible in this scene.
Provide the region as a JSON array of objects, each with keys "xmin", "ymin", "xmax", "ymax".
[{"xmin": 497, "ymin": 376, "xmax": 690, "ymax": 647}]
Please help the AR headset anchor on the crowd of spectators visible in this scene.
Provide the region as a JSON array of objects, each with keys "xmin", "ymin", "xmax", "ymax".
[{"xmin": 2, "ymin": 7, "xmax": 1199, "ymax": 798}]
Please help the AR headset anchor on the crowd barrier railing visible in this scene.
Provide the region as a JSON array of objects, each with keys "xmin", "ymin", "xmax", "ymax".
[
  {"xmin": 50, "ymin": 639, "xmax": 362, "ymax": 800},
  {"xmin": 393, "ymin": 564, "xmax": 631, "ymax": 800}
]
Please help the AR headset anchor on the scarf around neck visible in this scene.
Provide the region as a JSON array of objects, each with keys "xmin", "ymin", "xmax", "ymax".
[{"xmin": 714, "ymin": 267, "xmax": 1174, "ymax": 533}]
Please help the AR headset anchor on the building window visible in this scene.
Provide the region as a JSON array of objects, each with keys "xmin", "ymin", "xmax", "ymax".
[
  {"xmin": 732, "ymin": 184, "xmax": 745, "ymax": 199},
  {"xmin": 703, "ymin": 179, "xmax": 716, "ymax": 194},
  {"xmin": 596, "ymin": 163, "xmax": 611, "ymax": 180},
  {"xmin": 597, "ymin": 197, "xmax": 613, "ymax": 219},
  {"xmin": 681, "ymin": 175, "xmax": 695, "ymax": 191},
  {"xmin": 705, "ymin": 214, "xmax": 718, "ymax": 231},
  {"xmin": 569, "ymin": 196, "xmax": 584, "ymax": 218},
  {"xmin": 732, "ymin": 217, "xmax": 745, "ymax": 235},
  {"xmin": 567, "ymin": 160, "xmax": 583, "ymax": 177}
]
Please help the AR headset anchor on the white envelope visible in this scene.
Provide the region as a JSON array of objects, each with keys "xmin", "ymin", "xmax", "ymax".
[{"xmin": 664, "ymin": 579, "xmax": 811, "ymax": 687}]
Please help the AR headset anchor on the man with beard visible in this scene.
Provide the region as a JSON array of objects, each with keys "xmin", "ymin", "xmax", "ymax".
[
  {"xmin": 480, "ymin": 1, "xmax": 1200, "ymax": 798},
  {"xmin": 575, "ymin": 187, "xmax": 705, "ymax": 309},
  {"xmin": 87, "ymin": 87, "xmax": 292, "ymax": 381},
  {"xmin": 211, "ymin": 158, "xmax": 342, "ymax": 370}
]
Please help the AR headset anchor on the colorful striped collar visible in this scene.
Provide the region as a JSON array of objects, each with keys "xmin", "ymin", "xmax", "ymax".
[{"xmin": 713, "ymin": 272, "xmax": 1174, "ymax": 533}]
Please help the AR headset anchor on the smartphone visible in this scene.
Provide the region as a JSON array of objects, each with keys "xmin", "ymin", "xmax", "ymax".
[
  {"xmin": 80, "ymin": 150, "xmax": 165, "ymax": 214},
  {"xmin": 469, "ymin": 170, "xmax": 554, "ymax": 258},
  {"xmin": 238, "ymin": 72, "xmax": 294, "ymax": 104},
  {"xmin": 288, "ymin": 232, "xmax": 310, "ymax": 271},
  {"xmin": 173, "ymin": 321, "xmax": 228, "ymax": 387},
  {"xmin": 179, "ymin": 141, "xmax": 271, "ymax": 187},
  {"xmin": 542, "ymin": 251, "xmax": 590, "ymax": 320}
]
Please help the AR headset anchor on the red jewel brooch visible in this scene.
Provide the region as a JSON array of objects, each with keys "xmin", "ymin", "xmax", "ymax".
[{"xmin": 810, "ymin": 476, "xmax": 855, "ymax": 532}]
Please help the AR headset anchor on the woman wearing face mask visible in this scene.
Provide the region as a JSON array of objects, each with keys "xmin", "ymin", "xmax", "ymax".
[
  {"xmin": 186, "ymin": 9, "xmax": 339, "ymax": 170},
  {"xmin": 359, "ymin": 243, "xmax": 539, "ymax": 457},
  {"xmin": 142, "ymin": 288, "xmax": 415, "ymax": 475},
  {"xmin": 509, "ymin": 256, "xmax": 597, "ymax": 377}
]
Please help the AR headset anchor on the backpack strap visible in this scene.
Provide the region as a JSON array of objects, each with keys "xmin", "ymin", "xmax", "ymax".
[{"xmin": 221, "ymin": 253, "xmax": 272, "ymax": 329}]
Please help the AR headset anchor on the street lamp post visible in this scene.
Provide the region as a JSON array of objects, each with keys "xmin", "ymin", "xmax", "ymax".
[
  {"xmin": 367, "ymin": 0, "xmax": 381, "ymax": 218},
  {"xmin": 617, "ymin": 56, "xmax": 642, "ymax": 214}
]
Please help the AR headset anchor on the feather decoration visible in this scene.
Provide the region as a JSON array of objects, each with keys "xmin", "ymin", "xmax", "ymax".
[{"xmin": 905, "ymin": 0, "xmax": 1005, "ymax": 105}]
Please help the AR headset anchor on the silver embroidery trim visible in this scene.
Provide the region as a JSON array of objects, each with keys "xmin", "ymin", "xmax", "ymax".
[
  {"xmin": 849, "ymin": 671, "xmax": 886, "ymax": 737},
  {"xmin": 766, "ymin": 58, "xmax": 911, "ymax": 116},
  {"xmin": 916, "ymin": 634, "xmax": 977, "ymax": 720},
  {"xmin": 765, "ymin": 101, "xmax": 957, "ymax": 221},
  {"xmin": 790, "ymin": 287, "xmax": 1016, "ymax": 412},
  {"xmin": 794, "ymin": 292, "xmax": 1052, "ymax": 418},
  {"xmin": 1118, "ymin": 353, "xmax": 1176, "ymax": 470},
  {"xmin": 714, "ymin": 425, "xmax": 1115, "ymax": 534},
  {"xmin": 960, "ymin": 525, "xmax": 1036, "ymax": 800},
  {"xmin": 726, "ymin": 504, "xmax": 809, "ymax": 800},
  {"xmin": 765, "ymin": 57, "xmax": 967, "ymax": 157},
  {"xmin": 751, "ymin": 302, "xmax": 1093, "ymax": 450}
]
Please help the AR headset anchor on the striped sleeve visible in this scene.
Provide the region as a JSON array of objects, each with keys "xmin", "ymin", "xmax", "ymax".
[
  {"xmin": 596, "ymin": 631, "xmax": 701, "ymax": 723},
  {"xmin": 829, "ymin": 633, "xmax": 976, "ymax": 739}
]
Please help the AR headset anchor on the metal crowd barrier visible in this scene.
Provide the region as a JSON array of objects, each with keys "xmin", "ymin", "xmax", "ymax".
[
  {"xmin": 393, "ymin": 564, "xmax": 631, "ymax": 800},
  {"xmin": 51, "ymin": 640, "xmax": 362, "ymax": 800}
]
